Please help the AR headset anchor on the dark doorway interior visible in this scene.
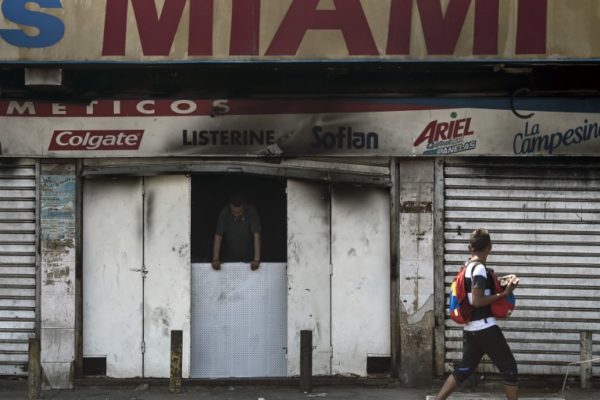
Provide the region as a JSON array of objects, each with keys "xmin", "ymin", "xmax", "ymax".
[{"xmin": 191, "ymin": 175, "xmax": 287, "ymax": 263}]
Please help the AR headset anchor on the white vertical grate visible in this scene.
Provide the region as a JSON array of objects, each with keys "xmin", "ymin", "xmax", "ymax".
[{"xmin": 191, "ymin": 263, "xmax": 287, "ymax": 378}]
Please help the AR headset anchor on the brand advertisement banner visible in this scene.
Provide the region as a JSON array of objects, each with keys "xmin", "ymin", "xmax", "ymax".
[
  {"xmin": 2, "ymin": 98, "xmax": 600, "ymax": 157},
  {"xmin": 1, "ymin": 0, "xmax": 600, "ymax": 62}
]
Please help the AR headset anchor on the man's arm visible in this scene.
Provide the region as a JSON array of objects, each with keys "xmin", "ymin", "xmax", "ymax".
[
  {"xmin": 470, "ymin": 264, "xmax": 518, "ymax": 308},
  {"xmin": 471, "ymin": 279, "xmax": 518, "ymax": 308},
  {"xmin": 250, "ymin": 232, "xmax": 261, "ymax": 271},
  {"xmin": 212, "ymin": 234, "xmax": 222, "ymax": 270}
]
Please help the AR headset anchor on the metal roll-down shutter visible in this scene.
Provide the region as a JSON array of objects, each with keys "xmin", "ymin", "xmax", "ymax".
[
  {"xmin": 0, "ymin": 161, "xmax": 37, "ymax": 375},
  {"xmin": 443, "ymin": 158, "xmax": 600, "ymax": 377}
]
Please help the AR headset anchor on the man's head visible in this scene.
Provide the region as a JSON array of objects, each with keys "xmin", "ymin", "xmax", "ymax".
[
  {"xmin": 469, "ymin": 228, "xmax": 492, "ymax": 254},
  {"xmin": 229, "ymin": 194, "xmax": 246, "ymax": 220}
]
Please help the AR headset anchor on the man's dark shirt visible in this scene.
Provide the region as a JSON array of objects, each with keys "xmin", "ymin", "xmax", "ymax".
[{"xmin": 216, "ymin": 205, "xmax": 261, "ymax": 262}]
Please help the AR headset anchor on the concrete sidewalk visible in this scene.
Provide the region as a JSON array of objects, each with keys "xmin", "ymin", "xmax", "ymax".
[{"xmin": 0, "ymin": 380, "xmax": 597, "ymax": 400}]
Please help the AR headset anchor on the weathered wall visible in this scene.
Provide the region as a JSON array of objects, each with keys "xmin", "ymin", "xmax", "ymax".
[
  {"xmin": 398, "ymin": 159, "xmax": 435, "ymax": 386},
  {"xmin": 40, "ymin": 163, "xmax": 77, "ymax": 389}
]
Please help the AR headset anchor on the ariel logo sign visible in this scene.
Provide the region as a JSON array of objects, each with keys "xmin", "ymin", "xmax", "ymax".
[{"xmin": 413, "ymin": 112, "xmax": 477, "ymax": 155}]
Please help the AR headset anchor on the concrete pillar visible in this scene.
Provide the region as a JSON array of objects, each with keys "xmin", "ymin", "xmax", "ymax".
[
  {"xmin": 580, "ymin": 331, "xmax": 593, "ymax": 389},
  {"xmin": 398, "ymin": 160, "xmax": 435, "ymax": 386},
  {"xmin": 28, "ymin": 338, "xmax": 41, "ymax": 400},
  {"xmin": 40, "ymin": 163, "xmax": 77, "ymax": 389}
]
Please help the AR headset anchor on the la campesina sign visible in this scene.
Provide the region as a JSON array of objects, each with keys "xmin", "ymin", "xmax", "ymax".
[{"xmin": 0, "ymin": 0, "xmax": 597, "ymax": 62}]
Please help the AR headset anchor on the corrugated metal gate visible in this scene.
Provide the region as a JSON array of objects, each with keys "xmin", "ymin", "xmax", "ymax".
[
  {"xmin": 0, "ymin": 161, "xmax": 37, "ymax": 375},
  {"xmin": 443, "ymin": 158, "xmax": 600, "ymax": 376}
]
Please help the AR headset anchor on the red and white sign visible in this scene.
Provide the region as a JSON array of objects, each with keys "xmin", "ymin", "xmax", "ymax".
[
  {"xmin": 3, "ymin": 98, "xmax": 600, "ymax": 158},
  {"xmin": 48, "ymin": 130, "xmax": 144, "ymax": 151}
]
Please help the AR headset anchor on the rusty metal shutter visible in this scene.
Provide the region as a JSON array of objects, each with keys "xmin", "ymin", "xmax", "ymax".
[
  {"xmin": 0, "ymin": 161, "xmax": 37, "ymax": 375},
  {"xmin": 443, "ymin": 158, "xmax": 600, "ymax": 377}
]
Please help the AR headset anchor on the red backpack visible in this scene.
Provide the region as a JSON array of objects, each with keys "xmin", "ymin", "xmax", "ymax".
[
  {"xmin": 449, "ymin": 261, "xmax": 516, "ymax": 324},
  {"xmin": 449, "ymin": 263, "xmax": 473, "ymax": 324}
]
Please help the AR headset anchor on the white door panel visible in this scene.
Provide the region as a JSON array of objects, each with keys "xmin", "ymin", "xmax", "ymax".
[
  {"xmin": 286, "ymin": 180, "xmax": 332, "ymax": 376},
  {"xmin": 331, "ymin": 186, "xmax": 390, "ymax": 376},
  {"xmin": 83, "ymin": 178, "xmax": 143, "ymax": 378},
  {"xmin": 143, "ymin": 176, "xmax": 191, "ymax": 378}
]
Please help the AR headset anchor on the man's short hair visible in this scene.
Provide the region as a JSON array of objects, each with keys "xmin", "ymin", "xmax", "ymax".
[
  {"xmin": 469, "ymin": 228, "xmax": 491, "ymax": 252},
  {"xmin": 229, "ymin": 194, "xmax": 246, "ymax": 207}
]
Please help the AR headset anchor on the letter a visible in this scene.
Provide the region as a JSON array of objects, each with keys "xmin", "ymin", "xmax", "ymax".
[{"xmin": 266, "ymin": 0, "xmax": 378, "ymax": 56}]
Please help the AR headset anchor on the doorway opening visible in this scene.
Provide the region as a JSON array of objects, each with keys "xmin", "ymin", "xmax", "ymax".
[
  {"xmin": 190, "ymin": 174, "xmax": 288, "ymax": 378},
  {"xmin": 191, "ymin": 174, "xmax": 287, "ymax": 263}
]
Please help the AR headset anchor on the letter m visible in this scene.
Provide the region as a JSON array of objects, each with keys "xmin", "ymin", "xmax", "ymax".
[
  {"xmin": 417, "ymin": 0, "xmax": 471, "ymax": 55},
  {"xmin": 7, "ymin": 102, "xmax": 36, "ymax": 115}
]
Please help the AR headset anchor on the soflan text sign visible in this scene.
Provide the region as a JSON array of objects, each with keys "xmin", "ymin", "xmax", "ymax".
[
  {"xmin": 2, "ymin": 98, "xmax": 600, "ymax": 157},
  {"xmin": 0, "ymin": 0, "xmax": 599, "ymax": 62}
]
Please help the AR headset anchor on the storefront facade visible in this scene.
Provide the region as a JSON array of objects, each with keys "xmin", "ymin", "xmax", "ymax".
[{"xmin": 1, "ymin": 0, "xmax": 600, "ymax": 389}]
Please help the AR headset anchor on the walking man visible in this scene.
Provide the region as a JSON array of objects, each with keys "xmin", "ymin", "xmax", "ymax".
[{"xmin": 435, "ymin": 228, "xmax": 519, "ymax": 400}]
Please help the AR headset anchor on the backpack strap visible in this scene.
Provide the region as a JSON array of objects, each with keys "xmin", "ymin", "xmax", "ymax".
[
  {"xmin": 464, "ymin": 260, "xmax": 482, "ymax": 292},
  {"xmin": 465, "ymin": 260, "xmax": 491, "ymax": 323}
]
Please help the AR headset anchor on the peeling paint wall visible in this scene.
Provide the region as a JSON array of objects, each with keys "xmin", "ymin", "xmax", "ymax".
[
  {"xmin": 40, "ymin": 163, "xmax": 77, "ymax": 389},
  {"xmin": 398, "ymin": 160, "xmax": 435, "ymax": 386}
]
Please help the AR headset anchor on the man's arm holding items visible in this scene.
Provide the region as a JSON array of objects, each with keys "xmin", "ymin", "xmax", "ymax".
[{"xmin": 472, "ymin": 275, "xmax": 519, "ymax": 308}]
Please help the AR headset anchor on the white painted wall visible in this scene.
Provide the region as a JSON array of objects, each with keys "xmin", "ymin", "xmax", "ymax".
[
  {"xmin": 286, "ymin": 180, "xmax": 331, "ymax": 376},
  {"xmin": 143, "ymin": 176, "xmax": 191, "ymax": 378},
  {"xmin": 331, "ymin": 186, "xmax": 390, "ymax": 376},
  {"xmin": 83, "ymin": 178, "xmax": 144, "ymax": 378}
]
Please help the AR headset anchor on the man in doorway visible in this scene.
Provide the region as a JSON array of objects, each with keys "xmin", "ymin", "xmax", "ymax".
[
  {"xmin": 211, "ymin": 194, "xmax": 261, "ymax": 271},
  {"xmin": 434, "ymin": 228, "xmax": 519, "ymax": 400}
]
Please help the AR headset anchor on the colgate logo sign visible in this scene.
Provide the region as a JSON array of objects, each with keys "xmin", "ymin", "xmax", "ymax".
[{"xmin": 49, "ymin": 130, "xmax": 144, "ymax": 151}]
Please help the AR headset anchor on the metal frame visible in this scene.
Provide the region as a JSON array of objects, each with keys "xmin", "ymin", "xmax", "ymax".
[
  {"xmin": 433, "ymin": 158, "xmax": 446, "ymax": 377},
  {"xmin": 34, "ymin": 160, "xmax": 41, "ymax": 342},
  {"xmin": 81, "ymin": 160, "xmax": 391, "ymax": 188},
  {"xmin": 389, "ymin": 158, "xmax": 400, "ymax": 377},
  {"xmin": 75, "ymin": 160, "xmax": 84, "ymax": 377}
]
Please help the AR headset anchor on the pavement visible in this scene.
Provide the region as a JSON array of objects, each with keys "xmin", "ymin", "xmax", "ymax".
[{"xmin": 0, "ymin": 379, "xmax": 598, "ymax": 400}]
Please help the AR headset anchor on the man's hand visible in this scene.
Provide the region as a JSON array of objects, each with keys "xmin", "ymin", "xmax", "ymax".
[
  {"xmin": 211, "ymin": 260, "xmax": 222, "ymax": 270},
  {"xmin": 250, "ymin": 260, "xmax": 260, "ymax": 271},
  {"xmin": 504, "ymin": 276, "xmax": 519, "ymax": 294}
]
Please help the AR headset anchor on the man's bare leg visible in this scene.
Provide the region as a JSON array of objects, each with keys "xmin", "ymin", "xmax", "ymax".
[
  {"xmin": 502, "ymin": 384, "xmax": 518, "ymax": 400},
  {"xmin": 434, "ymin": 374, "xmax": 458, "ymax": 400}
]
